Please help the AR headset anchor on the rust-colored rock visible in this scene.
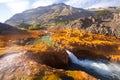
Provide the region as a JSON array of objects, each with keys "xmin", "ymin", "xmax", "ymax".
[{"xmin": 0, "ymin": 50, "xmax": 97, "ymax": 80}]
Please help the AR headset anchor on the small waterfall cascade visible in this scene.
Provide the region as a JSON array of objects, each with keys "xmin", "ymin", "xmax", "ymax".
[{"xmin": 66, "ymin": 50, "xmax": 120, "ymax": 80}]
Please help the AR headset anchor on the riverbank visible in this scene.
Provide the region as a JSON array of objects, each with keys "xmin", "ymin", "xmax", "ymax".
[{"xmin": 0, "ymin": 29, "xmax": 120, "ymax": 79}]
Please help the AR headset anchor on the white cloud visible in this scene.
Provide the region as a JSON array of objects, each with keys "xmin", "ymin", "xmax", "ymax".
[
  {"xmin": 65, "ymin": 0, "xmax": 92, "ymax": 8},
  {"xmin": 32, "ymin": 0, "xmax": 68, "ymax": 8},
  {"xmin": 32, "ymin": 0, "xmax": 56, "ymax": 8},
  {"xmin": 65, "ymin": 0, "xmax": 120, "ymax": 8},
  {"xmin": 88, "ymin": 0, "xmax": 120, "ymax": 8},
  {"xmin": 6, "ymin": 0, "xmax": 29, "ymax": 14},
  {"xmin": 1, "ymin": 0, "xmax": 29, "ymax": 14},
  {"xmin": 0, "ymin": 0, "xmax": 13, "ymax": 3},
  {"xmin": 32, "ymin": 0, "xmax": 120, "ymax": 9}
]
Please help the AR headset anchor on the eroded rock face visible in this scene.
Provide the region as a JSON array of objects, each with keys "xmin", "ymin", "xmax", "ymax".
[
  {"xmin": 33, "ymin": 50, "xmax": 69, "ymax": 69},
  {"xmin": 66, "ymin": 14, "xmax": 120, "ymax": 37},
  {"xmin": 0, "ymin": 50, "xmax": 96, "ymax": 80}
]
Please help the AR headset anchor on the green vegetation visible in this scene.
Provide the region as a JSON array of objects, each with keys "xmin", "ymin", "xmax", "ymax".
[
  {"xmin": 96, "ymin": 10, "xmax": 112, "ymax": 18},
  {"xmin": 29, "ymin": 25, "xmax": 40, "ymax": 30},
  {"xmin": 41, "ymin": 23, "xmax": 56, "ymax": 27},
  {"xmin": 20, "ymin": 76, "xmax": 27, "ymax": 80},
  {"xmin": 109, "ymin": 8, "xmax": 120, "ymax": 13},
  {"xmin": 28, "ymin": 24, "xmax": 41, "ymax": 30},
  {"xmin": 35, "ymin": 36, "xmax": 55, "ymax": 46}
]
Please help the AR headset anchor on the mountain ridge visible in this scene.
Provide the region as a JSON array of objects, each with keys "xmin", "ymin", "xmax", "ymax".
[
  {"xmin": 4, "ymin": 3, "xmax": 120, "ymax": 37},
  {"xmin": 5, "ymin": 3, "xmax": 93, "ymax": 27}
]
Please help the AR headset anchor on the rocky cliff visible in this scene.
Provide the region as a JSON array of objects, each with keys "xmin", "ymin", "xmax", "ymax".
[{"xmin": 66, "ymin": 13, "xmax": 120, "ymax": 37}]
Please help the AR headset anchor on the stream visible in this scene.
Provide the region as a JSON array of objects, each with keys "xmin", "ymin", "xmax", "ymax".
[
  {"xmin": 66, "ymin": 50, "xmax": 120, "ymax": 80},
  {"xmin": 0, "ymin": 50, "xmax": 120, "ymax": 80}
]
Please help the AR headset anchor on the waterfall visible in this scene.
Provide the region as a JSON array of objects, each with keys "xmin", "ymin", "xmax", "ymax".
[
  {"xmin": 66, "ymin": 50, "xmax": 120, "ymax": 79},
  {"xmin": 66, "ymin": 50, "xmax": 79, "ymax": 64}
]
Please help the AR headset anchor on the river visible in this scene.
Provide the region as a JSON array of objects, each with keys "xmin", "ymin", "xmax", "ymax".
[{"xmin": 66, "ymin": 50, "xmax": 120, "ymax": 80}]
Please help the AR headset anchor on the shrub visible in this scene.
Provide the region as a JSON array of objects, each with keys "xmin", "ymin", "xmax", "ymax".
[
  {"xmin": 34, "ymin": 36, "xmax": 55, "ymax": 46},
  {"xmin": 42, "ymin": 74, "xmax": 61, "ymax": 80},
  {"xmin": 28, "ymin": 25, "xmax": 40, "ymax": 30},
  {"xmin": 96, "ymin": 10, "xmax": 112, "ymax": 18}
]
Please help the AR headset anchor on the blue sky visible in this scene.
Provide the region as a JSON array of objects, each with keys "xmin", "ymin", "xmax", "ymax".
[{"xmin": 0, "ymin": 0, "xmax": 120, "ymax": 22}]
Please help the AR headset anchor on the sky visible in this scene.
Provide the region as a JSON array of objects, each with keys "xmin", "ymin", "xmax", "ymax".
[{"xmin": 0, "ymin": 0, "xmax": 120, "ymax": 23}]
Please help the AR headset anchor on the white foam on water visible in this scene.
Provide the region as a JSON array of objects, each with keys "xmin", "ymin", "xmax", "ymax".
[{"xmin": 66, "ymin": 50, "xmax": 120, "ymax": 78}]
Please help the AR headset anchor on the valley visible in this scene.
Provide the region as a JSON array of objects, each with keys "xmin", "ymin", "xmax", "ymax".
[
  {"xmin": 0, "ymin": 28, "xmax": 120, "ymax": 80},
  {"xmin": 0, "ymin": 3, "xmax": 120, "ymax": 80}
]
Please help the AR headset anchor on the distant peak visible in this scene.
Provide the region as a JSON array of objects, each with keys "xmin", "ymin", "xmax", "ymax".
[
  {"xmin": 56, "ymin": 3, "xmax": 66, "ymax": 5},
  {"xmin": 51, "ymin": 3, "xmax": 67, "ymax": 6}
]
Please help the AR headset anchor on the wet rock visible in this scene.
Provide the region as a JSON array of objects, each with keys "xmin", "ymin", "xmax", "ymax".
[
  {"xmin": 0, "ymin": 50, "xmax": 96, "ymax": 80},
  {"xmin": 35, "ymin": 50, "xmax": 69, "ymax": 69}
]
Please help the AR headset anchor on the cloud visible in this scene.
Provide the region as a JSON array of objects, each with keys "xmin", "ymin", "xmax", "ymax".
[
  {"xmin": 32, "ymin": 0, "xmax": 68, "ymax": 8},
  {"xmin": 6, "ymin": 0, "xmax": 30, "ymax": 14},
  {"xmin": 88, "ymin": 0, "xmax": 120, "ymax": 8},
  {"xmin": 1, "ymin": 0, "xmax": 30, "ymax": 14},
  {"xmin": 32, "ymin": 0, "xmax": 120, "ymax": 9},
  {"xmin": 65, "ymin": 0, "xmax": 93, "ymax": 8},
  {"xmin": 0, "ymin": 0, "xmax": 13, "ymax": 3},
  {"xmin": 65, "ymin": 0, "xmax": 120, "ymax": 8},
  {"xmin": 32, "ymin": 0, "xmax": 55, "ymax": 8}
]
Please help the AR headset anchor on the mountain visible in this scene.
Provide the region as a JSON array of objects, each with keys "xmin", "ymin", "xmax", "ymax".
[
  {"xmin": 5, "ymin": 3, "xmax": 120, "ymax": 37},
  {"xmin": 5, "ymin": 3, "xmax": 93, "ymax": 28},
  {"xmin": 0, "ymin": 22, "xmax": 25, "ymax": 34}
]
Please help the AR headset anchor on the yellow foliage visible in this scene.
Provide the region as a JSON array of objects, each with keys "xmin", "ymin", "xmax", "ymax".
[
  {"xmin": 51, "ymin": 29, "xmax": 120, "ymax": 55},
  {"xmin": 0, "ymin": 41, "xmax": 7, "ymax": 47},
  {"xmin": 52, "ymin": 29, "xmax": 112, "ymax": 47},
  {"xmin": 0, "ymin": 29, "xmax": 120, "ymax": 61},
  {"xmin": 25, "ymin": 44, "xmax": 48, "ymax": 52},
  {"xmin": 66, "ymin": 71, "xmax": 96, "ymax": 80},
  {"xmin": 42, "ymin": 74, "xmax": 61, "ymax": 80}
]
